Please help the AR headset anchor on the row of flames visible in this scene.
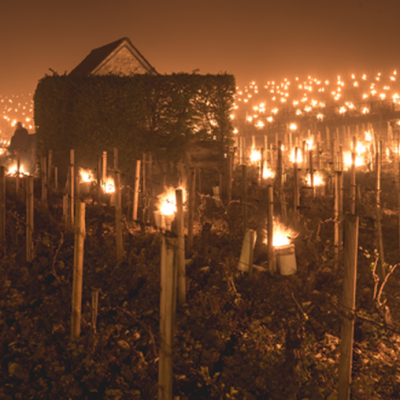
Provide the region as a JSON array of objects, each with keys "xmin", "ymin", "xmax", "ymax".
[{"xmin": 248, "ymin": 129, "xmax": 395, "ymax": 181}]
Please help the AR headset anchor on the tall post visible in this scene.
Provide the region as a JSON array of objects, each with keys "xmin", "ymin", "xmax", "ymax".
[
  {"xmin": 133, "ymin": 160, "xmax": 141, "ymax": 222},
  {"xmin": 293, "ymin": 147, "xmax": 299, "ymax": 227},
  {"xmin": 97, "ymin": 155, "xmax": 102, "ymax": 204},
  {"xmin": 159, "ymin": 236, "xmax": 177, "ymax": 400},
  {"xmin": 69, "ymin": 164, "xmax": 74, "ymax": 228},
  {"xmin": 334, "ymin": 171, "xmax": 343, "ymax": 261},
  {"xmin": 102, "ymin": 151, "xmax": 107, "ymax": 185},
  {"xmin": 48, "ymin": 149, "xmax": 53, "ymax": 186},
  {"xmin": 267, "ymin": 185, "xmax": 276, "ymax": 274},
  {"xmin": 376, "ymin": 141, "xmax": 385, "ymax": 279},
  {"xmin": 71, "ymin": 201, "xmax": 86, "ymax": 341},
  {"xmin": 175, "ymin": 189, "xmax": 185, "ymax": 305},
  {"xmin": 26, "ymin": 176, "xmax": 34, "ymax": 262},
  {"xmin": 114, "ymin": 147, "xmax": 118, "ymax": 171},
  {"xmin": 115, "ymin": 171, "xmax": 124, "ymax": 260},
  {"xmin": 242, "ymin": 164, "xmax": 248, "ymax": 235},
  {"xmin": 188, "ymin": 168, "xmax": 196, "ymax": 250},
  {"xmin": 338, "ymin": 215, "xmax": 359, "ymax": 400},
  {"xmin": 16, "ymin": 148, "xmax": 20, "ymax": 197},
  {"xmin": 348, "ymin": 151, "xmax": 356, "ymax": 213},
  {"xmin": 0, "ymin": 167, "xmax": 5, "ymax": 245},
  {"xmin": 309, "ymin": 150, "xmax": 314, "ymax": 198}
]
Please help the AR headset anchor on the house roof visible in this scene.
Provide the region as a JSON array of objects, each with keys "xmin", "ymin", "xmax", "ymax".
[{"xmin": 69, "ymin": 37, "xmax": 157, "ymax": 76}]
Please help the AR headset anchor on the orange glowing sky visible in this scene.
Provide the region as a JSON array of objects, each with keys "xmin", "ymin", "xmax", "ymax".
[{"xmin": 1, "ymin": 0, "xmax": 400, "ymax": 96}]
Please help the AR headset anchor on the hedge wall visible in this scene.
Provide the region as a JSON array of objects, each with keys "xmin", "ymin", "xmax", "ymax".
[{"xmin": 33, "ymin": 73, "xmax": 235, "ymax": 182}]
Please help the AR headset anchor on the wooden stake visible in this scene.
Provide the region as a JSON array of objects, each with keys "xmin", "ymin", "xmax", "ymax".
[
  {"xmin": 102, "ymin": 151, "xmax": 107, "ymax": 185},
  {"xmin": 91, "ymin": 289, "xmax": 99, "ymax": 334},
  {"xmin": 71, "ymin": 201, "xmax": 85, "ymax": 341},
  {"xmin": 338, "ymin": 214, "xmax": 359, "ymax": 400},
  {"xmin": 16, "ymin": 148, "xmax": 20, "ymax": 197},
  {"xmin": 54, "ymin": 166, "xmax": 58, "ymax": 191},
  {"xmin": 267, "ymin": 186, "xmax": 276, "ymax": 274},
  {"xmin": 133, "ymin": 160, "xmax": 141, "ymax": 221},
  {"xmin": 187, "ymin": 168, "xmax": 196, "ymax": 250},
  {"xmin": 293, "ymin": 148, "xmax": 299, "ymax": 226},
  {"xmin": 350, "ymin": 153, "xmax": 356, "ymax": 215},
  {"xmin": 242, "ymin": 164, "xmax": 248, "ymax": 235},
  {"xmin": 159, "ymin": 235, "xmax": 177, "ymax": 400},
  {"xmin": 376, "ymin": 141, "xmax": 385, "ymax": 279},
  {"xmin": 334, "ymin": 171, "xmax": 343, "ymax": 260},
  {"xmin": 309, "ymin": 150, "xmax": 314, "ymax": 198},
  {"xmin": 26, "ymin": 176, "xmax": 34, "ymax": 262},
  {"xmin": 115, "ymin": 171, "xmax": 124, "ymax": 260},
  {"xmin": 97, "ymin": 155, "xmax": 102, "ymax": 204},
  {"xmin": 175, "ymin": 189, "xmax": 186, "ymax": 305},
  {"xmin": 69, "ymin": 164, "xmax": 74, "ymax": 227},
  {"xmin": 48, "ymin": 150, "xmax": 53, "ymax": 186},
  {"xmin": 0, "ymin": 166, "xmax": 5, "ymax": 244},
  {"xmin": 114, "ymin": 147, "xmax": 118, "ymax": 170}
]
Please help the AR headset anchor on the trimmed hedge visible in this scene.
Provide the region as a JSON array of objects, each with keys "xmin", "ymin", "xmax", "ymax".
[{"xmin": 34, "ymin": 73, "xmax": 235, "ymax": 182}]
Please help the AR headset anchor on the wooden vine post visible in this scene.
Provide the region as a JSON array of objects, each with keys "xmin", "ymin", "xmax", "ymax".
[
  {"xmin": 0, "ymin": 166, "xmax": 5, "ymax": 245},
  {"xmin": 133, "ymin": 160, "xmax": 141, "ymax": 222},
  {"xmin": 54, "ymin": 166, "xmax": 58, "ymax": 191},
  {"xmin": 26, "ymin": 176, "xmax": 34, "ymax": 262},
  {"xmin": 175, "ymin": 189, "xmax": 186, "ymax": 305},
  {"xmin": 398, "ymin": 160, "xmax": 400, "ymax": 248},
  {"xmin": 350, "ymin": 152, "xmax": 356, "ymax": 215},
  {"xmin": 267, "ymin": 185, "xmax": 276, "ymax": 274},
  {"xmin": 309, "ymin": 149, "xmax": 314, "ymax": 198},
  {"xmin": 187, "ymin": 167, "xmax": 196, "ymax": 250},
  {"xmin": 334, "ymin": 171, "xmax": 343, "ymax": 261},
  {"xmin": 97, "ymin": 155, "xmax": 102, "ymax": 204},
  {"xmin": 338, "ymin": 214, "xmax": 359, "ymax": 400},
  {"xmin": 48, "ymin": 149, "xmax": 53, "ymax": 187},
  {"xmin": 159, "ymin": 235, "xmax": 177, "ymax": 400},
  {"xmin": 115, "ymin": 170, "xmax": 124, "ymax": 260},
  {"xmin": 16, "ymin": 148, "xmax": 20, "ymax": 197},
  {"xmin": 293, "ymin": 147, "xmax": 299, "ymax": 227},
  {"xmin": 376, "ymin": 141, "xmax": 385, "ymax": 279},
  {"xmin": 71, "ymin": 201, "xmax": 86, "ymax": 341},
  {"xmin": 242, "ymin": 164, "xmax": 248, "ymax": 235},
  {"xmin": 69, "ymin": 164, "xmax": 74, "ymax": 228}
]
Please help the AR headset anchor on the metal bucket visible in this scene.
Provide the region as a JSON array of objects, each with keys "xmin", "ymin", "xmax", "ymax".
[{"xmin": 275, "ymin": 244, "xmax": 297, "ymax": 275}]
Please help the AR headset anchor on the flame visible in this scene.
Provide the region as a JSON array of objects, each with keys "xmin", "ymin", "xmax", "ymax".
[
  {"xmin": 264, "ymin": 220, "xmax": 297, "ymax": 247},
  {"xmin": 365, "ymin": 131, "xmax": 372, "ymax": 142},
  {"xmin": 157, "ymin": 186, "xmax": 186, "ymax": 216},
  {"xmin": 343, "ymin": 151, "xmax": 365, "ymax": 169},
  {"xmin": 262, "ymin": 162, "xmax": 275, "ymax": 179},
  {"xmin": 79, "ymin": 167, "xmax": 94, "ymax": 183},
  {"xmin": 290, "ymin": 148, "xmax": 303, "ymax": 163},
  {"xmin": 7, "ymin": 164, "xmax": 28, "ymax": 177},
  {"xmin": 102, "ymin": 177, "xmax": 115, "ymax": 193},
  {"xmin": 250, "ymin": 148, "xmax": 261, "ymax": 164},
  {"xmin": 305, "ymin": 171, "xmax": 324, "ymax": 186}
]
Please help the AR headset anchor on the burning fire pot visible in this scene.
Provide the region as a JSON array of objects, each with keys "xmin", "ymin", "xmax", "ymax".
[{"xmin": 274, "ymin": 243, "xmax": 297, "ymax": 275}]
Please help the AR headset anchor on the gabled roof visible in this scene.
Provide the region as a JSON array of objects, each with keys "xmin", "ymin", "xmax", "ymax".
[{"xmin": 69, "ymin": 37, "xmax": 157, "ymax": 76}]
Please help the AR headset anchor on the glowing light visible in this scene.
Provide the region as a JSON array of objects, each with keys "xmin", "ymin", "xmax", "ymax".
[
  {"xmin": 79, "ymin": 168, "xmax": 95, "ymax": 183},
  {"xmin": 102, "ymin": 177, "xmax": 115, "ymax": 193},
  {"xmin": 157, "ymin": 186, "xmax": 186, "ymax": 216},
  {"xmin": 250, "ymin": 148, "xmax": 261, "ymax": 164},
  {"xmin": 305, "ymin": 171, "xmax": 324, "ymax": 186},
  {"xmin": 264, "ymin": 220, "xmax": 297, "ymax": 247}
]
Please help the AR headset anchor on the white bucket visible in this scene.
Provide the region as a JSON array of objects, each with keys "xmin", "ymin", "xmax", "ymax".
[{"xmin": 275, "ymin": 244, "xmax": 297, "ymax": 275}]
